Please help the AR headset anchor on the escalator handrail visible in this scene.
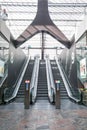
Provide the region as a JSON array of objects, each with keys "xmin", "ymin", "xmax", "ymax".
[
  {"xmin": 46, "ymin": 58, "xmax": 52, "ymax": 101},
  {"xmin": 30, "ymin": 56, "xmax": 39, "ymax": 102},
  {"xmin": 0, "ymin": 68, "xmax": 8, "ymax": 88},
  {"xmin": 45, "ymin": 57, "xmax": 55, "ymax": 102},
  {"xmin": 55, "ymin": 56, "xmax": 81, "ymax": 103},
  {"xmin": 4, "ymin": 56, "xmax": 30, "ymax": 102},
  {"xmin": 48, "ymin": 58, "xmax": 55, "ymax": 92}
]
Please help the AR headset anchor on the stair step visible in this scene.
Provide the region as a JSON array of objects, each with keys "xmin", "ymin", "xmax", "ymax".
[
  {"xmin": 37, "ymin": 94, "xmax": 48, "ymax": 96},
  {"xmin": 37, "ymin": 91, "xmax": 48, "ymax": 94},
  {"xmin": 37, "ymin": 60, "xmax": 48, "ymax": 100},
  {"xmin": 37, "ymin": 88, "xmax": 48, "ymax": 90},
  {"xmin": 16, "ymin": 95, "xmax": 24, "ymax": 98},
  {"xmin": 38, "ymin": 85, "xmax": 48, "ymax": 87},
  {"xmin": 38, "ymin": 83, "xmax": 47, "ymax": 84},
  {"xmin": 37, "ymin": 97, "xmax": 48, "ymax": 100}
]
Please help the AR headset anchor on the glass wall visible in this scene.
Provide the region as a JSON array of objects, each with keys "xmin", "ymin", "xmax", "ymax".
[
  {"xmin": 0, "ymin": 36, "xmax": 9, "ymax": 83},
  {"xmin": 76, "ymin": 33, "xmax": 87, "ymax": 89},
  {"xmin": 21, "ymin": 33, "xmax": 65, "ymax": 59}
]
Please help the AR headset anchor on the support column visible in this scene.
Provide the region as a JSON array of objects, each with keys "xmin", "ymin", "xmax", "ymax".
[
  {"xmin": 56, "ymin": 47, "xmax": 58, "ymax": 56},
  {"xmin": 41, "ymin": 31, "xmax": 45, "ymax": 59}
]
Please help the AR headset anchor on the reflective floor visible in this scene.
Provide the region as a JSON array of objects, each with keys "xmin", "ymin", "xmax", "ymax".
[{"xmin": 0, "ymin": 99, "xmax": 87, "ymax": 130}]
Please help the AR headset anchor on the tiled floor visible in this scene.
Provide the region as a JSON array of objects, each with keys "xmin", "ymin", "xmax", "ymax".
[{"xmin": 0, "ymin": 99, "xmax": 87, "ymax": 130}]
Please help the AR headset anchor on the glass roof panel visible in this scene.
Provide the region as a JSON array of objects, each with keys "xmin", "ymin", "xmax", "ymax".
[{"xmin": 0, "ymin": 0, "xmax": 87, "ymax": 53}]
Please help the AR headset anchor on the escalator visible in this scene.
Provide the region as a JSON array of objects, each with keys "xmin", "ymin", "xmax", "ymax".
[
  {"xmin": 37, "ymin": 60, "xmax": 48, "ymax": 100},
  {"xmin": 15, "ymin": 60, "xmax": 34, "ymax": 102},
  {"xmin": 50, "ymin": 60, "xmax": 68, "ymax": 99}
]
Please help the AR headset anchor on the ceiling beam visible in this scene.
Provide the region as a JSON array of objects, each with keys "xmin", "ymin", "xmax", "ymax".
[
  {"xmin": 7, "ymin": 19, "xmax": 82, "ymax": 22},
  {"xmin": 8, "ymin": 11, "xmax": 85, "ymax": 15},
  {"xmin": 1, "ymin": 2, "xmax": 87, "ymax": 7}
]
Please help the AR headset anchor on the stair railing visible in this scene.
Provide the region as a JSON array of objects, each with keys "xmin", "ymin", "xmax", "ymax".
[
  {"xmin": 55, "ymin": 56, "xmax": 81, "ymax": 103},
  {"xmin": 30, "ymin": 56, "xmax": 39, "ymax": 103},
  {"xmin": 45, "ymin": 56, "xmax": 55, "ymax": 103}
]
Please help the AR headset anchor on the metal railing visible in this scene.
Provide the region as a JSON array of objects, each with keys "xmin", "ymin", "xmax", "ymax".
[
  {"xmin": 45, "ymin": 57, "xmax": 55, "ymax": 103},
  {"xmin": 30, "ymin": 56, "xmax": 39, "ymax": 103},
  {"xmin": 55, "ymin": 56, "xmax": 81, "ymax": 103}
]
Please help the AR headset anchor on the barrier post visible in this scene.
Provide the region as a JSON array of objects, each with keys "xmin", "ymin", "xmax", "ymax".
[
  {"xmin": 24, "ymin": 80, "xmax": 30, "ymax": 109},
  {"xmin": 55, "ymin": 80, "xmax": 60, "ymax": 109}
]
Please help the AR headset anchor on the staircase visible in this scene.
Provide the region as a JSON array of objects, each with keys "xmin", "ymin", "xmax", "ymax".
[
  {"xmin": 15, "ymin": 60, "xmax": 34, "ymax": 102},
  {"xmin": 37, "ymin": 60, "xmax": 48, "ymax": 100},
  {"xmin": 50, "ymin": 60, "xmax": 68, "ymax": 99}
]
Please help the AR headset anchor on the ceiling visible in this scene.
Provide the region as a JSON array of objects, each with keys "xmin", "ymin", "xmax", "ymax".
[{"xmin": 0, "ymin": 0, "xmax": 87, "ymax": 49}]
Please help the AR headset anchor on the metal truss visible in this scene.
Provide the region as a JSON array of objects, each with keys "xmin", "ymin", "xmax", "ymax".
[
  {"xmin": 1, "ymin": 1, "xmax": 87, "ymax": 40},
  {"xmin": 1, "ymin": 2, "xmax": 87, "ymax": 7}
]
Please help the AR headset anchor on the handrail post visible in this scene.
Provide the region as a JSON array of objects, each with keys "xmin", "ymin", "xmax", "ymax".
[
  {"xmin": 55, "ymin": 80, "xmax": 60, "ymax": 109},
  {"xmin": 24, "ymin": 80, "xmax": 30, "ymax": 109}
]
